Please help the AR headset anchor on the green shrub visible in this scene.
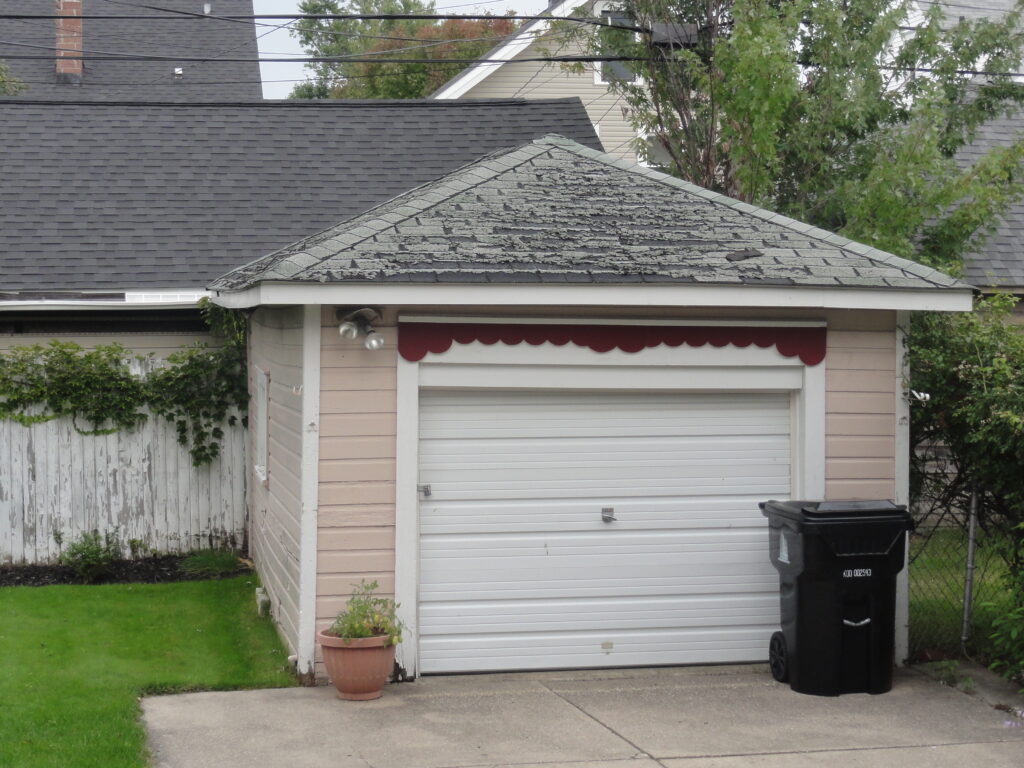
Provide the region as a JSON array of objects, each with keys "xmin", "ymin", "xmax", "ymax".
[
  {"xmin": 59, "ymin": 531, "xmax": 119, "ymax": 583},
  {"xmin": 327, "ymin": 581, "xmax": 404, "ymax": 646},
  {"xmin": 180, "ymin": 549, "xmax": 242, "ymax": 577},
  {"xmin": 987, "ymin": 602, "xmax": 1024, "ymax": 692}
]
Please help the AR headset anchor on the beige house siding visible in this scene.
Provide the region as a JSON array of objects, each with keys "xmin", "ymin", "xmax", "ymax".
[
  {"xmin": 824, "ymin": 311, "xmax": 898, "ymax": 501},
  {"xmin": 458, "ymin": 37, "xmax": 637, "ymax": 162},
  {"xmin": 249, "ymin": 307, "xmax": 306, "ymax": 656},
  {"xmin": 316, "ymin": 307, "xmax": 398, "ymax": 629}
]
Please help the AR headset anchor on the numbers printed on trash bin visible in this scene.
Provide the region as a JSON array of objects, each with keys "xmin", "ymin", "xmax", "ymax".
[{"xmin": 842, "ymin": 568, "xmax": 872, "ymax": 578}]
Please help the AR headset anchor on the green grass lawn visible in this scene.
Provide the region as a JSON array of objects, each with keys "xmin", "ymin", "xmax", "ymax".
[
  {"xmin": 908, "ymin": 528, "xmax": 1013, "ymax": 659},
  {"xmin": 0, "ymin": 576, "xmax": 296, "ymax": 768}
]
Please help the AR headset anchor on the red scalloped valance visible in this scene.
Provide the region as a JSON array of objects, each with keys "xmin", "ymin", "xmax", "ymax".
[{"xmin": 399, "ymin": 322, "xmax": 826, "ymax": 366}]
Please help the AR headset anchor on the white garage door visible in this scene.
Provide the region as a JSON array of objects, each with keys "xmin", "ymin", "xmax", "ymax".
[{"xmin": 417, "ymin": 389, "xmax": 790, "ymax": 674}]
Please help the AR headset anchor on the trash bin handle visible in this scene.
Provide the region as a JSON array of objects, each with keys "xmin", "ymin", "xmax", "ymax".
[{"xmin": 842, "ymin": 618, "xmax": 871, "ymax": 628}]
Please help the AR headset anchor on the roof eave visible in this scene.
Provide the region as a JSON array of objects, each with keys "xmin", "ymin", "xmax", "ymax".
[{"xmin": 211, "ymin": 281, "xmax": 975, "ymax": 313}]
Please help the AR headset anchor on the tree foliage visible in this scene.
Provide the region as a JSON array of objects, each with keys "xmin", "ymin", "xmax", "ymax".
[
  {"xmin": 289, "ymin": 0, "xmax": 517, "ymax": 99},
  {"xmin": 909, "ymin": 293, "xmax": 1024, "ymax": 578},
  {"xmin": 0, "ymin": 300, "xmax": 247, "ymax": 466},
  {"xmin": 1, "ymin": 59, "xmax": 22, "ymax": 95},
  {"xmin": 561, "ymin": 0, "xmax": 1024, "ymax": 272}
]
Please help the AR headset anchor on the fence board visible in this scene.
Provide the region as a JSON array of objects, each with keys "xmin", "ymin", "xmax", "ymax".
[{"xmin": 0, "ymin": 414, "xmax": 245, "ymax": 564}]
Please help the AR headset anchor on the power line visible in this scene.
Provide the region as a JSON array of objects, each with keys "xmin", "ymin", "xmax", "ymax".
[
  {"xmin": 0, "ymin": 53, "xmax": 649, "ymax": 64},
  {"xmin": 0, "ymin": 14, "xmax": 649, "ymax": 33}
]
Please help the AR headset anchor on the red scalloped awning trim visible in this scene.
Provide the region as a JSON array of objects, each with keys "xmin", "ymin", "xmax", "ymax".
[{"xmin": 399, "ymin": 323, "xmax": 826, "ymax": 366}]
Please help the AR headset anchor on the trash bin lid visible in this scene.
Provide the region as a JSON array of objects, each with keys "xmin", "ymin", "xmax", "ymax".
[{"xmin": 760, "ymin": 499, "xmax": 911, "ymax": 523}]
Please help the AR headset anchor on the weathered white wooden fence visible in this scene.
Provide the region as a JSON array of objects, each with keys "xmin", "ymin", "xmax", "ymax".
[{"xmin": 0, "ymin": 414, "xmax": 246, "ymax": 565}]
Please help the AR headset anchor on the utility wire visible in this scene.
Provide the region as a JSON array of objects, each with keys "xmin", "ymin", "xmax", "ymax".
[
  {"xmin": 3, "ymin": 49, "xmax": 1023, "ymax": 77},
  {"xmin": 0, "ymin": 14, "xmax": 650, "ymax": 33},
  {"xmin": 0, "ymin": 53, "xmax": 650, "ymax": 64}
]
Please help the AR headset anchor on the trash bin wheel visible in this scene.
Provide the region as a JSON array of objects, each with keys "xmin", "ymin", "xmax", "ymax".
[{"xmin": 769, "ymin": 631, "xmax": 789, "ymax": 683}]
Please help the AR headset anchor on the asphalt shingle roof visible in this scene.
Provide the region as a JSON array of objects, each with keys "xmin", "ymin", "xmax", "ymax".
[
  {"xmin": 937, "ymin": 1, "xmax": 1024, "ymax": 288},
  {"xmin": 1, "ymin": 0, "xmax": 262, "ymax": 102},
  {"xmin": 959, "ymin": 113, "xmax": 1024, "ymax": 288},
  {"xmin": 212, "ymin": 135, "xmax": 966, "ymax": 293},
  {"xmin": 0, "ymin": 98, "xmax": 601, "ymax": 293}
]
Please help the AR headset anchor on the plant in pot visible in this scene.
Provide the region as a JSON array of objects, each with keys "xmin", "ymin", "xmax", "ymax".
[{"xmin": 317, "ymin": 581, "xmax": 404, "ymax": 700}]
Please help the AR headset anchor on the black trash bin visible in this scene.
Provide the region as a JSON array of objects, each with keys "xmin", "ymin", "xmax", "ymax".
[{"xmin": 759, "ymin": 500, "xmax": 914, "ymax": 696}]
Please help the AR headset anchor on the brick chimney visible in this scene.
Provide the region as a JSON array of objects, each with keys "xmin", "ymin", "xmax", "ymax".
[{"xmin": 55, "ymin": 0, "xmax": 83, "ymax": 85}]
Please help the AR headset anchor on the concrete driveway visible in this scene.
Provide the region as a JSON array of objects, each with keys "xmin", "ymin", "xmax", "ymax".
[{"xmin": 143, "ymin": 664, "xmax": 1024, "ymax": 768}]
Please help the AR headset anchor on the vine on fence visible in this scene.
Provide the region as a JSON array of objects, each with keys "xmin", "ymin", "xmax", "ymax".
[{"xmin": 0, "ymin": 299, "xmax": 248, "ymax": 466}]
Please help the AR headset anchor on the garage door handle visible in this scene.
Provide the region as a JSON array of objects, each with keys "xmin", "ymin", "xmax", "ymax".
[
  {"xmin": 843, "ymin": 618, "xmax": 871, "ymax": 627},
  {"xmin": 601, "ymin": 507, "xmax": 616, "ymax": 523}
]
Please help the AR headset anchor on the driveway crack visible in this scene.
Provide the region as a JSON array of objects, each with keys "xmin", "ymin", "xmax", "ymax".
[{"xmin": 538, "ymin": 681, "xmax": 669, "ymax": 768}]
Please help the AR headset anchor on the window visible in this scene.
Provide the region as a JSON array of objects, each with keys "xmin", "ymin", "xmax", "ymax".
[
  {"xmin": 253, "ymin": 365, "xmax": 269, "ymax": 485},
  {"xmin": 596, "ymin": 9, "xmax": 640, "ymax": 85}
]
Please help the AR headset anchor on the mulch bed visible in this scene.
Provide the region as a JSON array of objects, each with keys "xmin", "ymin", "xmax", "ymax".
[{"xmin": 0, "ymin": 555, "xmax": 252, "ymax": 587}]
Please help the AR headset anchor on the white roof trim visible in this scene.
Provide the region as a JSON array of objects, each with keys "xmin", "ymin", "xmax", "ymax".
[
  {"xmin": 399, "ymin": 315, "xmax": 827, "ymax": 327},
  {"xmin": 211, "ymin": 282, "xmax": 973, "ymax": 313},
  {"xmin": 431, "ymin": 0, "xmax": 577, "ymax": 99},
  {"xmin": 0, "ymin": 290, "xmax": 209, "ymax": 311}
]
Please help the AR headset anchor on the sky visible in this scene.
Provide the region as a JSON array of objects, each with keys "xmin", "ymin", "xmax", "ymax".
[{"xmin": 252, "ymin": 0, "xmax": 550, "ymax": 98}]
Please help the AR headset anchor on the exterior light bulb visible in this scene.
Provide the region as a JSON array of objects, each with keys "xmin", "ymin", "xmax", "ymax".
[
  {"xmin": 364, "ymin": 330, "xmax": 385, "ymax": 350},
  {"xmin": 338, "ymin": 320, "xmax": 360, "ymax": 339}
]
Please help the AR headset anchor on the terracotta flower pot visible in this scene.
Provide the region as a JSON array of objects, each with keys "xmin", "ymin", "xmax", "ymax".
[{"xmin": 317, "ymin": 629, "xmax": 396, "ymax": 701}]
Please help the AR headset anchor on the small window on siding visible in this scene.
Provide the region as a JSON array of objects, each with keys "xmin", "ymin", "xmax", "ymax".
[
  {"xmin": 253, "ymin": 365, "xmax": 269, "ymax": 485},
  {"xmin": 597, "ymin": 10, "xmax": 639, "ymax": 85}
]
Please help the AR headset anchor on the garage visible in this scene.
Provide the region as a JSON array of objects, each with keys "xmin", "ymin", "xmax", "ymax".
[{"xmin": 417, "ymin": 388, "xmax": 791, "ymax": 673}]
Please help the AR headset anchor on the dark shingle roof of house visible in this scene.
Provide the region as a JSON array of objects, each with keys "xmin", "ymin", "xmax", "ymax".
[
  {"xmin": 212, "ymin": 135, "xmax": 965, "ymax": 293},
  {"xmin": 959, "ymin": 113, "xmax": 1024, "ymax": 288},
  {"xmin": 936, "ymin": 1, "xmax": 1024, "ymax": 289},
  {"xmin": 0, "ymin": 99, "xmax": 601, "ymax": 292},
  {"xmin": 0, "ymin": 0, "xmax": 262, "ymax": 101}
]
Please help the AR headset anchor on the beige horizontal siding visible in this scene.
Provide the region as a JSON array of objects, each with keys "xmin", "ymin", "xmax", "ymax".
[
  {"xmin": 824, "ymin": 311, "xmax": 897, "ymax": 501},
  {"xmin": 460, "ymin": 36, "xmax": 636, "ymax": 161},
  {"xmin": 249, "ymin": 307, "xmax": 305, "ymax": 656},
  {"xmin": 317, "ymin": 309, "xmax": 397, "ymax": 626}
]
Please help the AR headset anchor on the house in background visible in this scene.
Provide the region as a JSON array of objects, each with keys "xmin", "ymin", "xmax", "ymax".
[
  {"xmin": 0, "ymin": 0, "xmax": 601, "ymax": 564},
  {"xmin": 210, "ymin": 134, "xmax": 971, "ymax": 681},
  {"xmin": 432, "ymin": 0, "xmax": 650, "ymax": 163}
]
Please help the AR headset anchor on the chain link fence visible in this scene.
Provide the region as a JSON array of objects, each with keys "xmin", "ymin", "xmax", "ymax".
[{"xmin": 908, "ymin": 448, "xmax": 1013, "ymax": 661}]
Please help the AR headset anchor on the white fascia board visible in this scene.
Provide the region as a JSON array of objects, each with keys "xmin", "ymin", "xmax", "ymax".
[
  {"xmin": 400, "ymin": 314, "xmax": 826, "ymax": 327},
  {"xmin": 211, "ymin": 283, "xmax": 974, "ymax": 313},
  {"xmin": 0, "ymin": 291, "xmax": 209, "ymax": 311},
  {"xmin": 431, "ymin": 0, "xmax": 577, "ymax": 99}
]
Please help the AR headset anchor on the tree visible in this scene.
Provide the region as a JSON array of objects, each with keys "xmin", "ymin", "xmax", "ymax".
[
  {"xmin": 289, "ymin": 0, "xmax": 517, "ymax": 99},
  {"xmin": 559, "ymin": 0, "xmax": 1024, "ymax": 271},
  {"xmin": 1, "ymin": 60, "xmax": 22, "ymax": 95}
]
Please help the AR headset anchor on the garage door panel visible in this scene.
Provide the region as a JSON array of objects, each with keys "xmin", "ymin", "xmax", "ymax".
[
  {"xmin": 422, "ymin": 480, "xmax": 791, "ymax": 501},
  {"xmin": 418, "ymin": 389, "xmax": 790, "ymax": 673},
  {"xmin": 421, "ymin": 461, "xmax": 789, "ymax": 486},
  {"xmin": 420, "ymin": 595, "xmax": 780, "ymax": 634},
  {"xmin": 420, "ymin": 574, "xmax": 781, "ymax": 602},
  {"xmin": 421, "ymin": 528, "xmax": 773, "ymax": 555},
  {"xmin": 421, "ymin": 496, "xmax": 776, "ymax": 534},
  {"xmin": 420, "ymin": 628, "xmax": 778, "ymax": 673}
]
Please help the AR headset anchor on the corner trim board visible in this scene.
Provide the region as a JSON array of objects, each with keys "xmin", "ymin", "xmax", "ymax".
[{"xmin": 297, "ymin": 304, "xmax": 321, "ymax": 677}]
